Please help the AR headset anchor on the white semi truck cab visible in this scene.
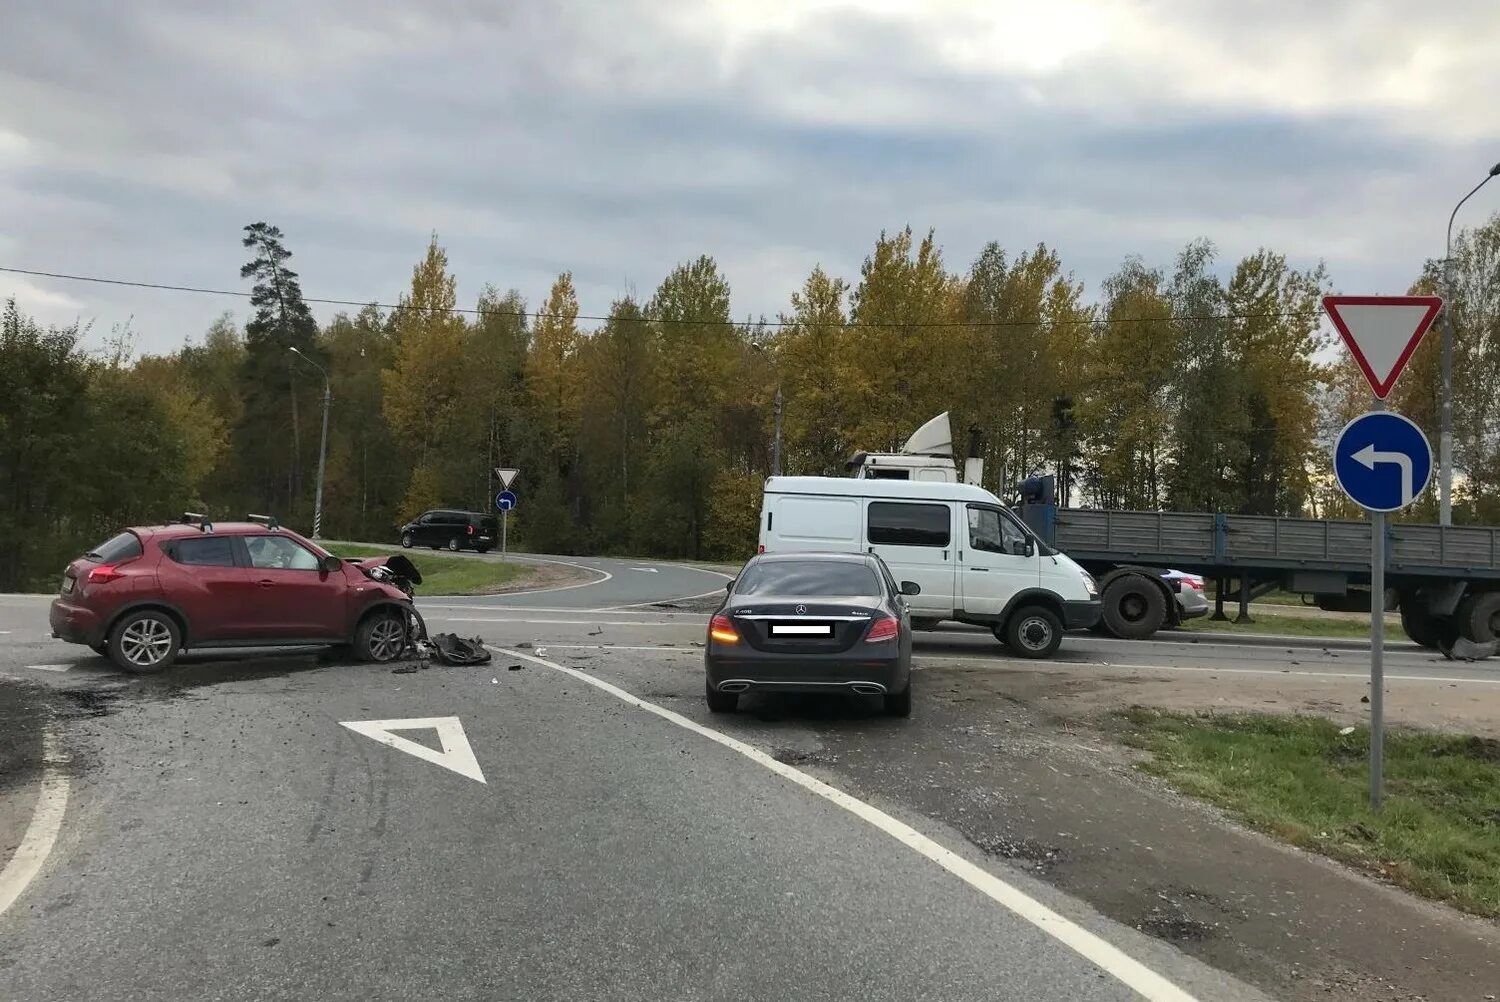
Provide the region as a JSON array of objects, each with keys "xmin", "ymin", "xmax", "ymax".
[{"xmin": 844, "ymin": 412, "xmax": 985, "ymax": 486}]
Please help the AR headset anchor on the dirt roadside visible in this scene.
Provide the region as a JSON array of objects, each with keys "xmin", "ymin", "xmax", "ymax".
[
  {"xmin": 986, "ymin": 660, "xmax": 1500, "ymax": 739},
  {"xmin": 801, "ymin": 663, "xmax": 1500, "ymax": 1001}
]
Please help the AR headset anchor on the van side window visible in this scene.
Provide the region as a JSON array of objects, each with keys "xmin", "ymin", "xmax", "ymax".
[
  {"xmin": 867, "ymin": 502, "xmax": 950, "ymax": 547},
  {"xmin": 968, "ymin": 506, "xmax": 1026, "ymax": 554},
  {"xmin": 868, "ymin": 469, "xmax": 910, "ymax": 480}
]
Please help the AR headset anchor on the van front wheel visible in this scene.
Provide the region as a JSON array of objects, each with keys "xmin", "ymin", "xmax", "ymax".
[{"xmin": 999, "ymin": 605, "xmax": 1063, "ymax": 659}]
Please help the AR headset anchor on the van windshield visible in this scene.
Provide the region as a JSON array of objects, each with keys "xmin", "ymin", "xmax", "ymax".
[{"xmin": 735, "ymin": 560, "xmax": 882, "ymax": 597}]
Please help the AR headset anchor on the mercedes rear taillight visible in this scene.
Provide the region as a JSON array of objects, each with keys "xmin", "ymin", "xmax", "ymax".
[
  {"xmin": 709, "ymin": 614, "xmax": 740, "ymax": 644},
  {"xmin": 864, "ymin": 616, "xmax": 899, "ymax": 643}
]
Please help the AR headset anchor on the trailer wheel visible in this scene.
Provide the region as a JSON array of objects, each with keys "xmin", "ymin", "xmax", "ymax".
[
  {"xmin": 1399, "ymin": 603, "xmax": 1444, "ymax": 649},
  {"xmin": 1456, "ymin": 592, "xmax": 1500, "ymax": 644},
  {"xmin": 1100, "ymin": 575, "xmax": 1166, "ymax": 640}
]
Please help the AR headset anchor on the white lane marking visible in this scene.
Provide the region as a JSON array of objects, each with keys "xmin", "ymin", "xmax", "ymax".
[
  {"xmin": 340, "ymin": 716, "xmax": 486, "ymax": 784},
  {"xmin": 518, "ymin": 644, "xmax": 1499, "ymax": 687},
  {"xmin": 429, "ymin": 616, "xmax": 685, "ymax": 628},
  {"xmin": 495, "ymin": 555, "xmax": 614, "ymax": 595},
  {"xmin": 420, "ymin": 603, "xmax": 705, "ymax": 618},
  {"xmin": 24, "ymin": 664, "xmax": 72, "ymax": 673},
  {"xmin": 630, "ymin": 567, "xmax": 659, "ymax": 573},
  {"xmin": 601, "ymin": 588, "xmax": 729, "ymax": 611},
  {"xmin": 492, "ymin": 645, "xmax": 1199, "ymax": 1002},
  {"xmin": 542, "ymin": 644, "xmax": 700, "ymax": 653},
  {"xmin": 0, "ymin": 729, "xmax": 71, "ymax": 919}
]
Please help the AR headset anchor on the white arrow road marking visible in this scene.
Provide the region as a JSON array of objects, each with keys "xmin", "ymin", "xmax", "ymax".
[
  {"xmin": 1352, "ymin": 444, "xmax": 1414, "ymax": 504},
  {"xmin": 630, "ymin": 567, "xmax": 659, "ymax": 573},
  {"xmin": 340, "ymin": 716, "xmax": 486, "ymax": 784}
]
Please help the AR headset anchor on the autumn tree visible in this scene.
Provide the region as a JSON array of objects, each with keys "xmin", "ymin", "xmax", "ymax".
[
  {"xmin": 1165, "ymin": 240, "xmax": 1246, "ymax": 512},
  {"xmin": 777, "ymin": 267, "xmax": 854, "ymax": 476},
  {"xmin": 848, "ymin": 227, "xmax": 961, "ymax": 453},
  {"xmin": 382, "ymin": 234, "xmax": 470, "ymax": 521},
  {"xmin": 1226, "ymin": 250, "xmax": 1328, "ymax": 515}
]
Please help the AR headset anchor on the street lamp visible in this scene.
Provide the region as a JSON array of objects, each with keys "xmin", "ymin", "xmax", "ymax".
[
  {"xmin": 750, "ymin": 343, "xmax": 783, "ymax": 476},
  {"xmin": 288, "ymin": 346, "xmax": 331, "ymax": 539},
  {"xmin": 1438, "ymin": 161, "xmax": 1500, "ymax": 526}
]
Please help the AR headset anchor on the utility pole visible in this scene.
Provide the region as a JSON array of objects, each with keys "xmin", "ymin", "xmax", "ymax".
[
  {"xmin": 772, "ymin": 383, "xmax": 783, "ymax": 476},
  {"xmin": 1439, "ymin": 162, "xmax": 1500, "ymax": 525},
  {"xmin": 290, "ymin": 348, "xmax": 331, "ymax": 539}
]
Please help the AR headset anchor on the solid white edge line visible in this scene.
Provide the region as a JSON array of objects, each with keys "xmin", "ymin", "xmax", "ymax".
[
  {"xmin": 477, "ymin": 555, "xmax": 613, "ymax": 596},
  {"xmin": 431, "ymin": 616, "xmax": 687, "ymax": 628},
  {"xmin": 418, "ymin": 604, "xmax": 706, "ymax": 618},
  {"xmin": 490, "ymin": 644, "xmax": 1199, "ymax": 1002},
  {"xmin": 523, "ymin": 643, "xmax": 1499, "ymax": 687},
  {"xmin": 601, "ymin": 586, "xmax": 730, "ymax": 610},
  {"xmin": 0, "ymin": 729, "xmax": 70, "ymax": 919}
]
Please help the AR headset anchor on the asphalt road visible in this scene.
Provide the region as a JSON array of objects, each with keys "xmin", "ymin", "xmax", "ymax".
[{"xmin": 3, "ymin": 552, "xmax": 1496, "ymax": 1000}]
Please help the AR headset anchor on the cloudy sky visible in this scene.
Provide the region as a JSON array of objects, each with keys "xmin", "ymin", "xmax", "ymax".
[{"xmin": 2, "ymin": 0, "xmax": 1497, "ymax": 353}]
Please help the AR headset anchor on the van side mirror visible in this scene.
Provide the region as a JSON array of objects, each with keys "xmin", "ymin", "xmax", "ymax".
[
  {"xmin": 725, "ymin": 579, "xmax": 734, "ymax": 592},
  {"xmin": 320, "ymin": 554, "xmax": 342, "ymax": 573},
  {"xmin": 1007, "ymin": 538, "xmax": 1033, "ymax": 558},
  {"xmin": 900, "ymin": 581, "xmax": 921, "ymax": 596}
]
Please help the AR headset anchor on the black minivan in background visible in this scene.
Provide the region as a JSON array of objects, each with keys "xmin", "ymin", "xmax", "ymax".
[{"xmin": 399, "ymin": 509, "xmax": 499, "ymax": 552}]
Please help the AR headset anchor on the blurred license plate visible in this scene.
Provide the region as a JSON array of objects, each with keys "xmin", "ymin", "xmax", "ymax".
[
  {"xmin": 61, "ymin": 576, "xmax": 74, "ymax": 595},
  {"xmin": 769, "ymin": 623, "xmax": 832, "ymax": 636}
]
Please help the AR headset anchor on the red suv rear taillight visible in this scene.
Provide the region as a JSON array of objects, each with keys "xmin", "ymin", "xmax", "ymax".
[
  {"xmin": 709, "ymin": 614, "xmax": 740, "ymax": 644},
  {"xmin": 87, "ymin": 563, "xmax": 126, "ymax": 584},
  {"xmin": 864, "ymin": 616, "xmax": 899, "ymax": 643},
  {"xmin": 467, "ymin": 523, "xmax": 475, "ymax": 535}
]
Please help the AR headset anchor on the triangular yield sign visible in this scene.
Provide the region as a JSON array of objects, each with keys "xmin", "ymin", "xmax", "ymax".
[
  {"xmin": 494, "ymin": 467, "xmax": 518, "ymax": 488},
  {"xmin": 1323, "ymin": 295, "xmax": 1442, "ymax": 399},
  {"xmin": 340, "ymin": 716, "xmax": 487, "ymax": 784}
]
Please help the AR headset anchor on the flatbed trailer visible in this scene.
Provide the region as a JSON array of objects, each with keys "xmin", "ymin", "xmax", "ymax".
[{"xmin": 1016, "ymin": 502, "xmax": 1500, "ymax": 648}]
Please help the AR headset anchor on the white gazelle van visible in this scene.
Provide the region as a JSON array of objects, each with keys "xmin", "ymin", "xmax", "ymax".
[{"xmin": 757, "ymin": 477, "xmax": 1102, "ymax": 658}]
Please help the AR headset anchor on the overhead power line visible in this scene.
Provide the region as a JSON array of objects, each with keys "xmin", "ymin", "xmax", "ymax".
[{"xmin": 0, "ymin": 264, "xmax": 1324, "ymax": 330}]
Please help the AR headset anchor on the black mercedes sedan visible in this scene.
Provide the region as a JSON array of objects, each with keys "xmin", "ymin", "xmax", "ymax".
[{"xmin": 704, "ymin": 552, "xmax": 919, "ymax": 717}]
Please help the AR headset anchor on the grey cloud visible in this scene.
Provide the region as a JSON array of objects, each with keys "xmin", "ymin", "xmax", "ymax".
[{"xmin": 1, "ymin": 0, "xmax": 1494, "ymax": 352}]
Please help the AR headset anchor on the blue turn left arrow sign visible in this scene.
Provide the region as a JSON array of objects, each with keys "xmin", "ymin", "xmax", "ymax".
[{"xmin": 1333, "ymin": 411, "xmax": 1432, "ymax": 512}]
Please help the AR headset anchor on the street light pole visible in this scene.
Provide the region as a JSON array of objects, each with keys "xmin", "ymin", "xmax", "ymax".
[
  {"xmin": 289, "ymin": 347, "xmax": 331, "ymax": 539},
  {"xmin": 1438, "ymin": 162, "xmax": 1500, "ymax": 526}
]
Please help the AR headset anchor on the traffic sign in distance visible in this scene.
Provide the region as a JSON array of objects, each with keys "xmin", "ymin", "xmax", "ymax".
[
  {"xmin": 1334, "ymin": 411, "xmax": 1433, "ymax": 512},
  {"xmin": 494, "ymin": 467, "xmax": 519, "ymax": 488},
  {"xmin": 1323, "ymin": 295, "xmax": 1442, "ymax": 399},
  {"xmin": 495, "ymin": 490, "xmax": 518, "ymax": 512}
]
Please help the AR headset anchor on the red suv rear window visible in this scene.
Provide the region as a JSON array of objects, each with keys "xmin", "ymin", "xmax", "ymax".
[{"xmin": 85, "ymin": 531, "xmax": 143, "ymax": 563}]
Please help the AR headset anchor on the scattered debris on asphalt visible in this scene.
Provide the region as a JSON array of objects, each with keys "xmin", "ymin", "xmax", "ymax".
[
  {"xmin": 391, "ymin": 665, "xmax": 418, "ymax": 674},
  {"xmin": 507, "ymin": 664, "xmax": 523, "ymax": 671},
  {"xmin": 515, "ymin": 642, "xmax": 533, "ymax": 649},
  {"xmin": 426, "ymin": 634, "xmax": 491, "ymax": 665}
]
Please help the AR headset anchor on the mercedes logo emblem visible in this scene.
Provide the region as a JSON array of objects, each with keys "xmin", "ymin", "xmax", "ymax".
[{"xmin": 795, "ymin": 604, "xmax": 807, "ymax": 615}]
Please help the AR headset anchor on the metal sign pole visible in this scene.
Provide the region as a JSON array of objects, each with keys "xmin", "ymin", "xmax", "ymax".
[
  {"xmin": 1370, "ymin": 509, "xmax": 1385, "ymax": 810},
  {"xmin": 501, "ymin": 509, "xmax": 508, "ymax": 560}
]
